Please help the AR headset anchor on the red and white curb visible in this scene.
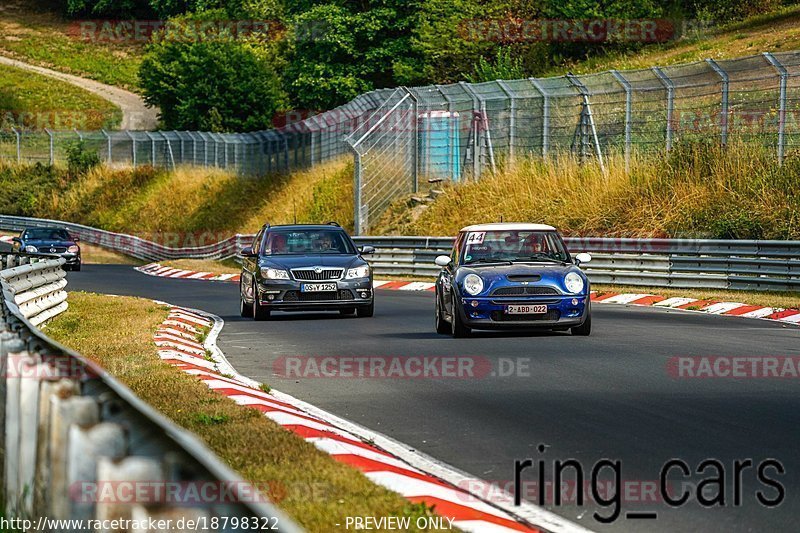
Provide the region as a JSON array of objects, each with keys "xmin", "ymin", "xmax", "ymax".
[
  {"xmin": 151, "ymin": 303, "xmax": 589, "ymax": 533},
  {"xmin": 590, "ymin": 292, "xmax": 800, "ymax": 326},
  {"xmin": 0, "ymin": 235, "xmax": 14, "ymax": 244},
  {"xmin": 136, "ymin": 263, "xmax": 240, "ymax": 282}
]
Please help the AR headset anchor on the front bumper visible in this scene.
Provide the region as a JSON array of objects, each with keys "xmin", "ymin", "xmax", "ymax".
[
  {"xmin": 62, "ymin": 253, "xmax": 81, "ymax": 265},
  {"xmin": 256, "ymin": 277, "xmax": 373, "ymax": 311},
  {"xmin": 457, "ymin": 294, "xmax": 590, "ymax": 330}
]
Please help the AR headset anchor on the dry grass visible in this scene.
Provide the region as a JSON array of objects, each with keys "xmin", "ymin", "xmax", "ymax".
[
  {"xmin": 594, "ymin": 285, "xmax": 800, "ymax": 310},
  {"xmin": 378, "ymin": 143, "xmax": 800, "ymax": 240},
  {"xmin": 160, "ymin": 258, "xmax": 240, "ymax": 275},
  {"xmin": 41, "ymin": 158, "xmax": 354, "ymax": 235},
  {"xmin": 46, "ymin": 292, "xmax": 449, "ymax": 531},
  {"xmin": 80, "ymin": 242, "xmax": 143, "ymax": 265},
  {"xmin": 552, "ymin": 6, "xmax": 800, "ymax": 76}
]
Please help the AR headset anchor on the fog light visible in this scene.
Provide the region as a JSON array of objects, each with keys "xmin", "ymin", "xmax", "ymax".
[
  {"xmin": 267, "ymin": 294, "xmax": 275, "ymax": 301},
  {"xmin": 571, "ymin": 298, "xmax": 579, "ymax": 306},
  {"xmin": 361, "ymin": 292, "xmax": 369, "ymax": 299},
  {"xmin": 470, "ymin": 300, "xmax": 479, "ymax": 307}
]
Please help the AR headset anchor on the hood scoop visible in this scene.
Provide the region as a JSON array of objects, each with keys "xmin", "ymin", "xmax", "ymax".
[{"xmin": 507, "ymin": 274, "xmax": 542, "ymax": 282}]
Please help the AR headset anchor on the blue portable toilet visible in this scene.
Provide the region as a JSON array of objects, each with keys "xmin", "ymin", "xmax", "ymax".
[{"xmin": 418, "ymin": 111, "xmax": 460, "ymax": 182}]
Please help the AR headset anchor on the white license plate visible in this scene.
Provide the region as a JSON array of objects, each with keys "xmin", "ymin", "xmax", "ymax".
[
  {"xmin": 301, "ymin": 283, "xmax": 337, "ymax": 293},
  {"xmin": 506, "ymin": 304, "xmax": 548, "ymax": 315}
]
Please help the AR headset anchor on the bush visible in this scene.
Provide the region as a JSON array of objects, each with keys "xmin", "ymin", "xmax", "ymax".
[{"xmin": 65, "ymin": 140, "xmax": 102, "ymax": 176}]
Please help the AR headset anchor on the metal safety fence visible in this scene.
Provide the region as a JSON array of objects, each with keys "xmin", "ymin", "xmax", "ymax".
[
  {"xmin": 0, "ymin": 252, "xmax": 301, "ymax": 531},
  {"xmin": 3, "ymin": 216, "xmax": 798, "ymax": 292},
  {"xmin": 346, "ymin": 50, "xmax": 800, "ymax": 233}
]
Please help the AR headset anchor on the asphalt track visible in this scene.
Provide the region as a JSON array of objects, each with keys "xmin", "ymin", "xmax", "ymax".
[{"xmin": 63, "ymin": 264, "xmax": 800, "ymax": 532}]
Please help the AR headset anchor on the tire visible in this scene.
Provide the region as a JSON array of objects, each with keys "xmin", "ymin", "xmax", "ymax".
[
  {"xmin": 240, "ymin": 281, "xmax": 253, "ymax": 318},
  {"xmin": 340, "ymin": 308, "xmax": 356, "ymax": 315},
  {"xmin": 571, "ymin": 311, "xmax": 592, "ymax": 336},
  {"xmin": 435, "ymin": 292, "xmax": 450, "ymax": 335},
  {"xmin": 451, "ymin": 296, "xmax": 471, "ymax": 338},
  {"xmin": 356, "ymin": 302, "xmax": 374, "ymax": 318}
]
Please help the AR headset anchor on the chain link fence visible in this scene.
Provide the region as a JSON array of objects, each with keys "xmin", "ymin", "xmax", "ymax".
[
  {"xmin": 0, "ymin": 88, "xmax": 396, "ymax": 175},
  {"xmin": 347, "ymin": 50, "xmax": 800, "ymax": 233},
  {"xmin": 3, "ymin": 52, "xmax": 800, "ymax": 234}
]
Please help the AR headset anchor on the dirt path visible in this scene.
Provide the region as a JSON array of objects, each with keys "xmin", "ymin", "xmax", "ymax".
[{"xmin": 0, "ymin": 54, "xmax": 159, "ymax": 130}]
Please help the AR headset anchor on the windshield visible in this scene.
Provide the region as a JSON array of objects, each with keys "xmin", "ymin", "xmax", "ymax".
[
  {"xmin": 23, "ymin": 228, "xmax": 71, "ymax": 241},
  {"xmin": 262, "ymin": 229, "xmax": 355, "ymax": 255},
  {"xmin": 460, "ymin": 230, "xmax": 568, "ymax": 265}
]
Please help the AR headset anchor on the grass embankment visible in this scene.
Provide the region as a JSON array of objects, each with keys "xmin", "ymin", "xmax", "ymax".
[
  {"xmin": 549, "ymin": 6, "xmax": 800, "ymax": 75},
  {"xmin": 46, "ymin": 292, "xmax": 447, "ymax": 532},
  {"xmin": 378, "ymin": 143, "xmax": 800, "ymax": 240},
  {"xmin": 0, "ymin": 0, "xmax": 143, "ymax": 90},
  {"xmin": 5, "ymin": 157, "xmax": 354, "ymax": 235},
  {"xmin": 0, "ymin": 62, "xmax": 122, "ymax": 130}
]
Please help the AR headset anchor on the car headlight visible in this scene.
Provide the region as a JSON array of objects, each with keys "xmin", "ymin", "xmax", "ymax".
[
  {"xmin": 261, "ymin": 267, "xmax": 289, "ymax": 280},
  {"xmin": 565, "ymin": 272, "xmax": 585, "ymax": 294},
  {"xmin": 346, "ymin": 264, "xmax": 370, "ymax": 279},
  {"xmin": 24, "ymin": 245, "xmax": 37, "ymax": 253},
  {"xmin": 463, "ymin": 274, "xmax": 484, "ymax": 296},
  {"xmin": 68, "ymin": 245, "xmax": 79, "ymax": 254}
]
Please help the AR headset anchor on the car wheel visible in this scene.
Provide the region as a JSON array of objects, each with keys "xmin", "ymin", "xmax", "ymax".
[
  {"xmin": 340, "ymin": 308, "xmax": 356, "ymax": 315},
  {"xmin": 356, "ymin": 302, "xmax": 374, "ymax": 318},
  {"xmin": 571, "ymin": 310, "xmax": 592, "ymax": 336},
  {"xmin": 435, "ymin": 291, "xmax": 450, "ymax": 334},
  {"xmin": 240, "ymin": 281, "xmax": 253, "ymax": 318},
  {"xmin": 451, "ymin": 296, "xmax": 471, "ymax": 338}
]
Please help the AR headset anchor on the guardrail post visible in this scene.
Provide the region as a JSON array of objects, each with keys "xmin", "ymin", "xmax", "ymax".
[
  {"xmin": 706, "ymin": 59, "xmax": 730, "ymax": 146},
  {"xmin": 652, "ymin": 67, "xmax": 675, "ymax": 152},
  {"xmin": 67, "ymin": 422, "xmax": 127, "ymax": 520},
  {"xmin": 610, "ymin": 70, "xmax": 632, "ymax": 171},
  {"xmin": 18, "ymin": 356, "xmax": 44, "ymax": 516},
  {"xmin": 763, "ymin": 52, "xmax": 788, "ymax": 165},
  {"xmin": 529, "ymin": 78, "xmax": 550, "ymax": 157},
  {"xmin": 48, "ymin": 395, "xmax": 99, "ymax": 519},
  {"xmin": 95, "ymin": 456, "xmax": 164, "ymax": 525},
  {"xmin": 4, "ymin": 339, "xmax": 26, "ymax": 515}
]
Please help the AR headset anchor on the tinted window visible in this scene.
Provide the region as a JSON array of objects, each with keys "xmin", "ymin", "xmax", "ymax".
[
  {"xmin": 263, "ymin": 230, "xmax": 355, "ymax": 255},
  {"xmin": 23, "ymin": 229, "xmax": 71, "ymax": 241}
]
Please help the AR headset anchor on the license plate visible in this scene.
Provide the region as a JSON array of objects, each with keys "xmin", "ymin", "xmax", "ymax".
[
  {"xmin": 506, "ymin": 304, "xmax": 548, "ymax": 315},
  {"xmin": 301, "ymin": 283, "xmax": 337, "ymax": 293}
]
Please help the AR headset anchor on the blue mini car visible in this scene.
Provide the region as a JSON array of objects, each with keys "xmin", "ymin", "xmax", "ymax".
[{"xmin": 434, "ymin": 223, "xmax": 592, "ymax": 337}]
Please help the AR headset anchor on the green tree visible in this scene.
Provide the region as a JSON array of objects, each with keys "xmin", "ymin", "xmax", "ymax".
[{"xmin": 139, "ymin": 13, "xmax": 288, "ymax": 131}]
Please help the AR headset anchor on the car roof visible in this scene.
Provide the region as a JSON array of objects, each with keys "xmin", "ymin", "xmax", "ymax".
[
  {"xmin": 268, "ymin": 224, "xmax": 346, "ymax": 231},
  {"xmin": 459, "ymin": 223, "xmax": 557, "ymax": 232}
]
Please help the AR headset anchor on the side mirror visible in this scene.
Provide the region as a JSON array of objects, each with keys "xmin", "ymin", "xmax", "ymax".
[
  {"xmin": 11, "ymin": 237, "xmax": 21, "ymax": 245},
  {"xmin": 240, "ymin": 246, "xmax": 256, "ymax": 257},
  {"xmin": 73, "ymin": 236, "xmax": 80, "ymax": 242},
  {"xmin": 435, "ymin": 255, "xmax": 451, "ymax": 268},
  {"xmin": 359, "ymin": 245, "xmax": 375, "ymax": 255},
  {"xmin": 574, "ymin": 252, "xmax": 592, "ymax": 266}
]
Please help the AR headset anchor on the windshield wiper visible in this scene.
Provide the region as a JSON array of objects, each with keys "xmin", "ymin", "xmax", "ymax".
[
  {"xmin": 515, "ymin": 254, "xmax": 566, "ymax": 264},
  {"xmin": 463, "ymin": 258, "xmax": 513, "ymax": 266}
]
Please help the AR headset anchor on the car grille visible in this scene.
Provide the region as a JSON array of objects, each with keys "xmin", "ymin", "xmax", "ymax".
[
  {"xmin": 283, "ymin": 290, "xmax": 354, "ymax": 302},
  {"xmin": 291, "ymin": 268, "xmax": 344, "ymax": 281},
  {"xmin": 491, "ymin": 310, "xmax": 561, "ymax": 322},
  {"xmin": 42, "ymin": 246, "xmax": 67, "ymax": 254},
  {"xmin": 492, "ymin": 286, "xmax": 559, "ymax": 296},
  {"xmin": 506, "ymin": 275, "xmax": 542, "ymax": 282}
]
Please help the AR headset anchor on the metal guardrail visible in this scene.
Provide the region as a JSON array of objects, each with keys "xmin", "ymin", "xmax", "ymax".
[
  {"xmin": 0, "ymin": 252, "xmax": 302, "ymax": 531},
  {"xmin": 2, "ymin": 216, "xmax": 798, "ymax": 292}
]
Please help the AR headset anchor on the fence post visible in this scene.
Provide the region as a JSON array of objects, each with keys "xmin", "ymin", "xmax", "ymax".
[
  {"xmin": 402, "ymin": 87, "xmax": 419, "ymax": 193},
  {"xmin": 763, "ymin": 52, "xmax": 787, "ymax": 165},
  {"xmin": 496, "ymin": 80, "xmax": 516, "ymax": 165},
  {"xmin": 610, "ymin": 70, "xmax": 632, "ymax": 171},
  {"xmin": 529, "ymin": 78, "xmax": 549, "ymax": 157},
  {"xmin": 101, "ymin": 129, "xmax": 112, "ymax": 165},
  {"xmin": 45, "ymin": 129, "xmax": 54, "ymax": 165},
  {"xmin": 566, "ymin": 74, "xmax": 605, "ymax": 173},
  {"xmin": 706, "ymin": 59, "xmax": 730, "ymax": 147},
  {"xmin": 13, "ymin": 128, "xmax": 20, "ymax": 163},
  {"xmin": 651, "ymin": 67, "xmax": 675, "ymax": 151},
  {"xmin": 145, "ymin": 132, "xmax": 156, "ymax": 167},
  {"xmin": 126, "ymin": 131, "xmax": 137, "ymax": 167}
]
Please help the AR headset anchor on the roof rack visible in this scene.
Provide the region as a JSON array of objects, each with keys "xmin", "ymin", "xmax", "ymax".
[{"xmin": 326, "ymin": 221, "xmax": 341, "ymax": 227}]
